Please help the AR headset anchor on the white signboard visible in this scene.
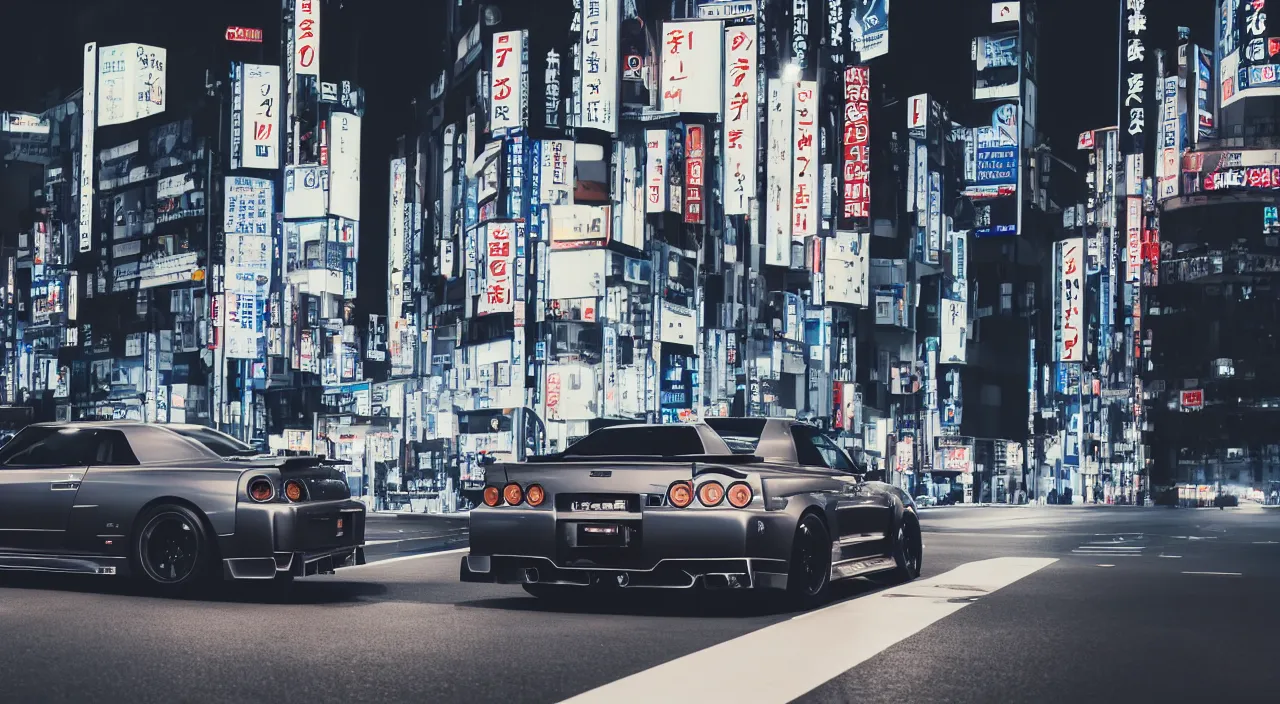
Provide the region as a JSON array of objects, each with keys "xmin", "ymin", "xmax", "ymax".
[
  {"xmin": 139, "ymin": 252, "xmax": 199, "ymax": 289},
  {"xmin": 538, "ymin": 139, "xmax": 574, "ymax": 205},
  {"xmin": 825, "ymin": 231, "xmax": 869, "ymax": 306},
  {"xmin": 489, "ymin": 30, "xmax": 525, "ymax": 131},
  {"xmin": 388, "ymin": 158, "xmax": 407, "ymax": 325},
  {"xmin": 1058, "ymin": 237, "xmax": 1084, "ymax": 362},
  {"xmin": 766, "ymin": 79, "xmax": 793, "ymax": 266},
  {"xmin": 328, "ymin": 112, "xmax": 361, "ymax": 221},
  {"xmin": 97, "ymin": 43, "xmax": 167, "ymax": 127},
  {"xmin": 908, "ymin": 93, "xmax": 927, "ymax": 130},
  {"xmin": 479, "ymin": 222, "xmax": 515, "ymax": 316},
  {"xmin": 79, "ymin": 43, "xmax": 96, "ymax": 253},
  {"xmin": 940, "ymin": 298, "xmax": 968, "ymax": 364},
  {"xmin": 660, "ymin": 300, "xmax": 697, "ymax": 345},
  {"xmin": 578, "ymin": 0, "xmax": 618, "ymax": 133},
  {"xmin": 660, "ymin": 20, "xmax": 724, "ymax": 115},
  {"xmin": 722, "ymin": 23, "xmax": 757, "ymax": 215},
  {"xmin": 792, "ymin": 80, "xmax": 818, "ymax": 240},
  {"xmin": 294, "ymin": 0, "xmax": 320, "ymax": 77},
  {"xmin": 645, "ymin": 129, "xmax": 669, "ymax": 213},
  {"xmin": 284, "ymin": 165, "xmax": 328, "ymax": 219},
  {"xmin": 240, "ymin": 64, "xmax": 281, "ymax": 170}
]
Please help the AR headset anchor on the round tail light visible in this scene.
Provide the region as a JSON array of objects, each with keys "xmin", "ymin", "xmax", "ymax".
[
  {"xmin": 668, "ymin": 481, "xmax": 694, "ymax": 508},
  {"xmin": 697, "ymin": 481, "xmax": 725, "ymax": 507},
  {"xmin": 727, "ymin": 482, "xmax": 754, "ymax": 508},
  {"xmin": 526, "ymin": 484, "xmax": 546, "ymax": 507},
  {"xmin": 503, "ymin": 483, "xmax": 524, "ymax": 506},
  {"xmin": 284, "ymin": 479, "xmax": 307, "ymax": 502},
  {"xmin": 248, "ymin": 477, "xmax": 275, "ymax": 503},
  {"xmin": 483, "ymin": 486, "xmax": 502, "ymax": 507}
]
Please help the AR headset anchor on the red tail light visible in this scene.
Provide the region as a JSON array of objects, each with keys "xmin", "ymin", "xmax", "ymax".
[
  {"xmin": 503, "ymin": 483, "xmax": 524, "ymax": 506},
  {"xmin": 668, "ymin": 481, "xmax": 694, "ymax": 508},
  {"xmin": 697, "ymin": 481, "xmax": 725, "ymax": 507},
  {"xmin": 284, "ymin": 479, "xmax": 307, "ymax": 502},
  {"xmin": 526, "ymin": 484, "xmax": 546, "ymax": 507},
  {"xmin": 483, "ymin": 486, "xmax": 502, "ymax": 507},
  {"xmin": 248, "ymin": 477, "xmax": 275, "ymax": 502},
  {"xmin": 727, "ymin": 482, "xmax": 753, "ymax": 508}
]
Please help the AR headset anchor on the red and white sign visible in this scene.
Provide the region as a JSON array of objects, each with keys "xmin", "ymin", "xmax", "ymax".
[
  {"xmin": 908, "ymin": 94, "xmax": 927, "ymax": 130},
  {"xmin": 765, "ymin": 79, "xmax": 793, "ymax": 266},
  {"xmin": 1180, "ymin": 389, "xmax": 1204, "ymax": 409},
  {"xmin": 489, "ymin": 30, "xmax": 525, "ymax": 132},
  {"xmin": 240, "ymin": 64, "xmax": 280, "ymax": 170},
  {"xmin": 1058, "ymin": 237, "xmax": 1084, "ymax": 362},
  {"xmin": 684, "ymin": 125, "xmax": 706, "ymax": 224},
  {"xmin": 479, "ymin": 222, "xmax": 515, "ymax": 316},
  {"xmin": 660, "ymin": 20, "xmax": 723, "ymax": 115},
  {"xmin": 792, "ymin": 81, "xmax": 818, "ymax": 240},
  {"xmin": 1077, "ymin": 130, "xmax": 1095, "ymax": 150},
  {"xmin": 225, "ymin": 26, "xmax": 263, "ymax": 43},
  {"xmin": 645, "ymin": 129, "xmax": 669, "ymax": 213},
  {"xmin": 1126, "ymin": 197, "xmax": 1142, "ymax": 282},
  {"xmin": 293, "ymin": 0, "xmax": 319, "ymax": 77},
  {"xmin": 546, "ymin": 372, "xmax": 562, "ymax": 421},
  {"xmin": 722, "ymin": 23, "xmax": 757, "ymax": 215},
  {"xmin": 843, "ymin": 66, "xmax": 870, "ymax": 221}
]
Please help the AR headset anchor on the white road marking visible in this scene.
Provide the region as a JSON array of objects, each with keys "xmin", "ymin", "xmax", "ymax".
[
  {"xmin": 346, "ymin": 547, "xmax": 469, "ymax": 570},
  {"xmin": 1182, "ymin": 571, "xmax": 1242, "ymax": 577},
  {"xmin": 1097, "ymin": 564, "xmax": 1115, "ymax": 568},
  {"xmin": 1075, "ymin": 546, "xmax": 1142, "ymax": 551},
  {"xmin": 1071, "ymin": 551, "xmax": 1140, "ymax": 556},
  {"xmin": 922, "ymin": 532, "xmax": 1053, "ymax": 539},
  {"xmin": 558, "ymin": 557, "xmax": 1057, "ymax": 704},
  {"xmin": 1159, "ymin": 555, "xmax": 1182, "ymax": 559},
  {"xmin": 1253, "ymin": 541, "xmax": 1278, "ymax": 545}
]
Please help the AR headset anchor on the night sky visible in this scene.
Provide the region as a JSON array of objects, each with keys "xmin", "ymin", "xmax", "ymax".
[{"xmin": 0, "ymin": 0, "xmax": 1219, "ymax": 309}]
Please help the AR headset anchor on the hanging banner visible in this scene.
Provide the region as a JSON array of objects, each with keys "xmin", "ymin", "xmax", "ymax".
[
  {"xmin": 479, "ymin": 221, "xmax": 515, "ymax": 315},
  {"xmin": 1157, "ymin": 74, "xmax": 1179, "ymax": 200},
  {"xmin": 684, "ymin": 124, "xmax": 706, "ymax": 224},
  {"xmin": 79, "ymin": 43, "xmax": 96, "ymax": 253},
  {"xmin": 660, "ymin": 20, "xmax": 724, "ymax": 115},
  {"xmin": 490, "ymin": 30, "xmax": 526, "ymax": 132},
  {"xmin": 645, "ymin": 129, "xmax": 669, "ymax": 213},
  {"xmin": 538, "ymin": 139, "xmax": 574, "ymax": 205},
  {"xmin": 294, "ymin": 0, "xmax": 320, "ymax": 77},
  {"xmin": 97, "ymin": 43, "xmax": 167, "ymax": 127},
  {"xmin": 1058, "ymin": 237, "xmax": 1084, "ymax": 362},
  {"xmin": 766, "ymin": 79, "xmax": 793, "ymax": 266},
  {"xmin": 1121, "ymin": 0, "xmax": 1147, "ymax": 152},
  {"xmin": 825, "ymin": 231, "xmax": 869, "ymax": 306},
  {"xmin": 722, "ymin": 23, "xmax": 757, "ymax": 215},
  {"xmin": 851, "ymin": 0, "xmax": 891, "ymax": 61},
  {"xmin": 1126, "ymin": 196, "xmax": 1142, "ymax": 282},
  {"xmin": 792, "ymin": 80, "xmax": 818, "ymax": 240},
  {"xmin": 843, "ymin": 65, "xmax": 870, "ymax": 223},
  {"xmin": 578, "ymin": 0, "xmax": 618, "ymax": 133},
  {"xmin": 328, "ymin": 112, "xmax": 361, "ymax": 221},
  {"xmin": 941, "ymin": 298, "xmax": 968, "ymax": 364},
  {"xmin": 240, "ymin": 64, "xmax": 280, "ymax": 170}
]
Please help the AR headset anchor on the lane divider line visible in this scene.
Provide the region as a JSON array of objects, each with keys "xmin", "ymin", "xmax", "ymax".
[
  {"xmin": 1182, "ymin": 571, "xmax": 1242, "ymax": 576},
  {"xmin": 347, "ymin": 547, "xmax": 470, "ymax": 570},
  {"xmin": 558, "ymin": 557, "xmax": 1058, "ymax": 704}
]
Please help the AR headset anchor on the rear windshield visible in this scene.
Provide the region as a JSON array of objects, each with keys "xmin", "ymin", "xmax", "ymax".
[
  {"xmin": 719, "ymin": 435, "xmax": 762, "ymax": 455},
  {"xmin": 704, "ymin": 418, "xmax": 766, "ymax": 455},
  {"xmin": 163, "ymin": 426, "xmax": 258, "ymax": 457},
  {"xmin": 564, "ymin": 426, "xmax": 707, "ymax": 457}
]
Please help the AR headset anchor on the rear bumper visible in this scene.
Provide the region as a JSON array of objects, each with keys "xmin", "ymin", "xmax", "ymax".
[
  {"xmin": 218, "ymin": 499, "xmax": 367, "ymax": 579},
  {"xmin": 460, "ymin": 554, "xmax": 789, "ymax": 590}
]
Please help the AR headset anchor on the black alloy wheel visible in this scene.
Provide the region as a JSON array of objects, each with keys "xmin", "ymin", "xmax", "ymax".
[
  {"xmin": 786, "ymin": 514, "xmax": 833, "ymax": 609},
  {"xmin": 132, "ymin": 504, "xmax": 212, "ymax": 593},
  {"xmin": 872, "ymin": 516, "xmax": 923, "ymax": 584}
]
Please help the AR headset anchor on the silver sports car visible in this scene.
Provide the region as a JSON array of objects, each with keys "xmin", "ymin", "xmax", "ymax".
[
  {"xmin": 0, "ymin": 421, "xmax": 366, "ymax": 592},
  {"xmin": 460, "ymin": 418, "xmax": 922, "ymax": 608}
]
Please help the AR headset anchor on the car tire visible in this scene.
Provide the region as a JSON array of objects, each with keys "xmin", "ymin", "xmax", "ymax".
[
  {"xmin": 870, "ymin": 515, "xmax": 923, "ymax": 585},
  {"xmin": 785, "ymin": 513, "xmax": 833, "ymax": 610},
  {"xmin": 131, "ymin": 504, "xmax": 213, "ymax": 595}
]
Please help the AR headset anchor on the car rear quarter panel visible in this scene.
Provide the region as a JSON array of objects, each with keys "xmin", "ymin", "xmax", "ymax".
[{"xmin": 66, "ymin": 465, "xmax": 243, "ymax": 553}]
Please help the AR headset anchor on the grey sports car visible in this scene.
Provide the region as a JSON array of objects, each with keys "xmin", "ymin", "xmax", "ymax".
[
  {"xmin": 0, "ymin": 421, "xmax": 366, "ymax": 592},
  {"xmin": 460, "ymin": 418, "xmax": 922, "ymax": 608}
]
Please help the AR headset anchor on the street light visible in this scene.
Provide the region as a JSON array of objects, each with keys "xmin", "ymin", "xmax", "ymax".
[{"xmin": 780, "ymin": 62, "xmax": 802, "ymax": 85}]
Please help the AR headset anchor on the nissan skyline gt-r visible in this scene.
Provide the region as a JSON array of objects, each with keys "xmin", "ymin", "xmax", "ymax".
[
  {"xmin": 0, "ymin": 421, "xmax": 366, "ymax": 592},
  {"xmin": 460, "ymin": 418, "xmax": 921, "ymax": 608}
]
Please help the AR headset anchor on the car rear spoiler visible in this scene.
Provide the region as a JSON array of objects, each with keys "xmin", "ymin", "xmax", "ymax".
[{"xmin": 523, "ymin": 453, "xmax": 763, "ymax": 465}]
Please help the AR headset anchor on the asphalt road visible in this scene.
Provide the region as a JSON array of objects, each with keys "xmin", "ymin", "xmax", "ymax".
[{"xmin": 3, "ymin": 505, "xmax": 1279, "ymax": 703}]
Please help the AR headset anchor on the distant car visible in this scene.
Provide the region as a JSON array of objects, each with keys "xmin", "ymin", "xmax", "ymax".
[
  {"xmin": 0, "ymin": 421, "xmax": 366, "ymax": 592},
  {"xmin": 461, "ymin": 418, "xmax": 922, "ymax": 608},
  {"xmin": 914, "ymin": 494, "xmax": 938, "ymax": 507}
]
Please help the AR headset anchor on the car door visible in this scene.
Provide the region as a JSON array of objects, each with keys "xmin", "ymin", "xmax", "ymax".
[
  {"xmin": 0, "ymin": 426, "xmax": 98, "ymax": 552},
  {"xmin": 801, "ymin": 429, "xmax": 890, "ymax": 559}
]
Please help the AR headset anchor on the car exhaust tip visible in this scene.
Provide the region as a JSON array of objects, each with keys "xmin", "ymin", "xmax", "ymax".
[
  {"xmin": 704, "ymin": 573, "xmax": 749, "ymax": 590},
  {"xmin": 523, "ymin": 568, "xmax": 539, "ymax": 584}
]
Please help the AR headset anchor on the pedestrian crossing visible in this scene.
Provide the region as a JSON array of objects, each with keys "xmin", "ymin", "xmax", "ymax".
[{"xmin": 1071, "ymin": 533, "xmax": 1146, "ymax": 557}]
